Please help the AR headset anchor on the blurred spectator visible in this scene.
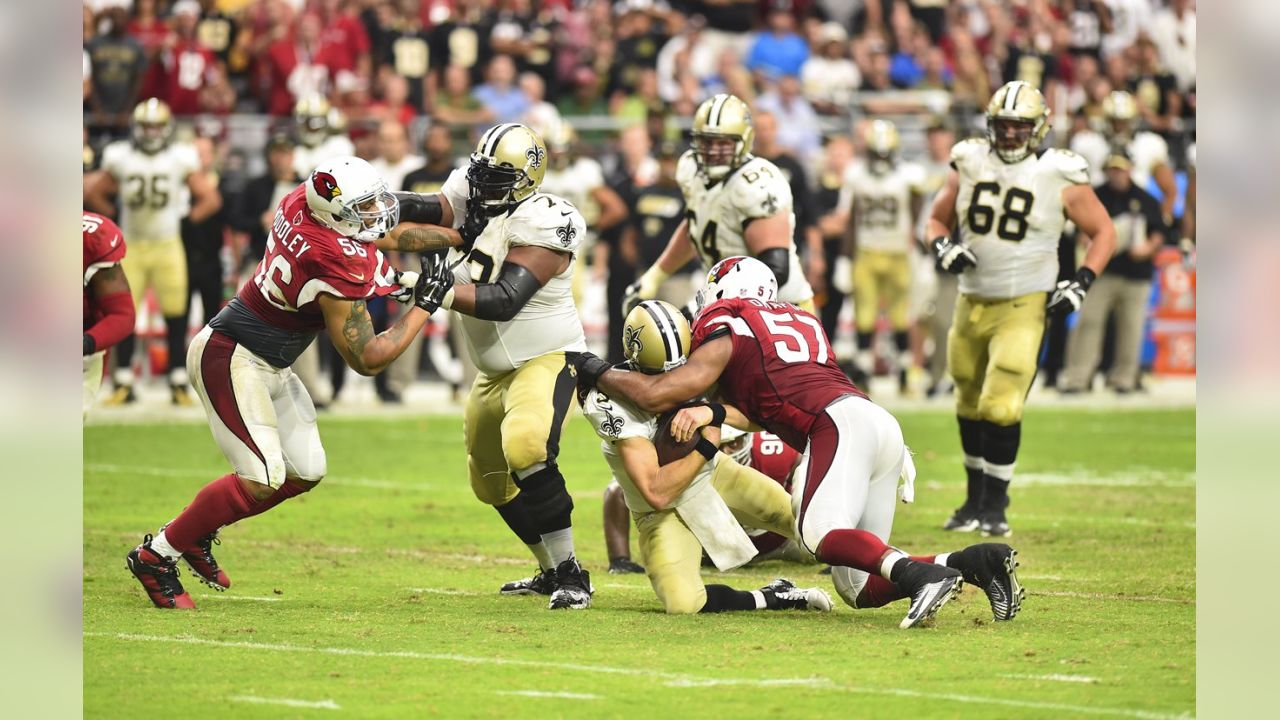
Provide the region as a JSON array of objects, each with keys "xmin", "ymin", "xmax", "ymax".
[
  {"xmin": 433, "ymin": 64, "xmax": 488, "ymax": 143},
  {"xmin": 403, "ymin": 124, "xmax": 458, "ymax": 195},
  {"xmin": 490, "ymin": 0, "xmax": 558, "ymax": 90},
  {"xmin": 745, "ymin": 9, "xmax": 810, "ymax": 80},
  {"xmin": 1060, "ymin": 151, "xmax": 1165, "ymax": 394},
  {"xmin": 429, "ymin": 0, "xmax": 495, "ymax": 85},
  {"xmin": 556, "ymin": 67, "xmax": 608, "ymax": 118},
  {"xmin": 1150, "ymin": 0, "xmax": 1195, "ymax": 93},
  {"xmin": 754, "ymin": 75, "xmax": 822, "ymax": 161},
  {"xmin": 999, "ymin": 8, "xmax": 1062, "ymax": 98},
  {"xmin": 182, "ymin": 135, "xmax": 228, "ymax": 329},
  {"xmin": 381, "ymin": 0, "xmax": 434, "ymax": 113},
  {"xmin": 369, "ymin": 74, "xmax": 418, "ymax": 127},
  {"xmin": 801, "ymin": 22, "xmax": 860, "ymax": 114},
  {"xmin": 519, "ymin": 72, "xmax": 562, "ymax": 138},
  {"xmin": 262, "ymin": 12, "xmax": 352, "ymax": 116},
  {"xmin": 918, "ymin": 118, "xmax": 958, "ymax": 395},
  {"xmin": 160, "ymin": 1, "xmax": 218, "ymax": 117},
  {"xmin": 234, "ymin": 131, "xmax": 300, "ymax": 267},
  {"xmin": 612, "ymin": 69, "xmax": 664, "ymax": 124},
  {"xmin": 1130, "ymin": 36, "xmax": 1181, "ymax": 135},
  {"xmin": 472, "ymin": 54, "xmax": 531, "ymax": 127},
  {"xmin": 86, "ymin": 2, "xmax": 146, "ymax": 134},
  {"xmin": 858, "ymin": 39, "xmax": 896, "ymax": 91},
  {"xmin": 811, "ymin": 135, "xmax": 855, "ymax": 341},
  {"xmin": 370, "ymin": 119, "xmax": 425, "ymax": 195},
  {"xmin": 1065, "ymin": 0, "xmax": 1113, "ymax": 60},
  {"xmin": 701, "ymin": 48, "xmax": 743, "ymax": 98},
  {"xmin": 916, "ymin": 45, "xmax": 953, "ymax": 91},
  {"xmin": 609, "ymin": 3, "xmax": 671, "ymax": 98},
  {"xmin": 128, "ymin": 0, "xmax": 173, "ymax": 102},
  {"xmin": 1100, "ymin": 0, "xmax": 1153, "ymax": 60},
  {"xmin": 83, "ymin": 6, "xmax": 96, "ymax": 105},
  {"xmin": 751, "ymin": 110, "xmax": 818, "ymax": 280},
  {"xmin": 608, "ymin": 122, "xmax": 660, "ymax": 196},
  {"xmin": 194, "ymin": 0, "xmax": 240, "ymax": 72},
  {"xmin": 656, "ymin": 16, "xmax": 716, "ymax": 104},
  {"xmin": 316, "ymin": 0, "xmax": 373, "ymax": 80},
  {"xmin": 292, "ymin": 94, "xmax": 356, "ymax": 178}
]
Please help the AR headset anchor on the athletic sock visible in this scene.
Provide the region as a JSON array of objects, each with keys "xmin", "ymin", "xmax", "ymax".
[
  {"xmin": 527, "ymin": 542, "xmax": 553, "ymax": 571},
  {"xmin": 958, "ymin": 416, "xmax": 986, "ymax": 507},
  {"xmin": 165, "ymin": 316, "xmax": 188, "ymax": 378},
  {"xmin": 148, "ymin": 530, "xmax": 183, "ymax": 562},
  {"xmin": 982, "ymin": 421, "xmax": 1020, "ymax": 509},
  {"xmin": 813, "ymin": 528, "xmax": 891, "ymax": 574},
  {"xmin": 243, "ymin": 479, "xmax": 310, "ymax": 519},
  {"xmin": 114, "ymin": 335, "xmax": 136, "ymax": 386},
  {"xmin": 700, "ymin": 584, "xmax": 761, "ymax": 613},
  {"xmin": 541, "ymin": 527, "xmax": 575, "ymax": 567},
  {"xmin": 163, "ymin": 474, "xmax": 257, "ymax": 554}
]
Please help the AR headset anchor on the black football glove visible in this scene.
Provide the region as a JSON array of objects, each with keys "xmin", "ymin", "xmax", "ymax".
[
  {"xmin": 1046, "ymin": 268, "xmax": 1096, "ymax": 317},
  {"xmin": 932, "ymin": 235, "xmax": 978, "ymax": 274},
  {"xmin": 413, "ymin": 252, "xmax": 455, "ymax": 314},
  {"xmin": 570, "ymin": 351, "xmax": 612, "ymax": 390},
  {"xmin": 458, "ymin": 205, "xmax": 489, "ymax": 252}
]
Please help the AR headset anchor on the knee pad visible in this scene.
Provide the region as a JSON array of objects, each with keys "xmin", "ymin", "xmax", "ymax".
[
  {"xmin": 831, "ymin": 566, "xmax": 869, "ymax": 610},
  {"xmin": 291, "ymin": 453, "xmax": 327, "ymax": 484},
  {"xmin": 654, "ymin": 576, "xmax": 706, "ymax": 615},
  {"xmin": 469, "ymin": 459, "xmax": 518, "ymax": 506},
  {"xmin": 513, "ymin": 464, "xmax": 573, "ymax": 528},
  {"xmin": 978, "ymin": 394, "xmax": 1023, "ymax": 426}
]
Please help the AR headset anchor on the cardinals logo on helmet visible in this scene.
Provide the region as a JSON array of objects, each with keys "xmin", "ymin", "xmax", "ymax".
[
  {"xmin": 312, "ymin": 171, "xmax": 342, "ymax": 201},
  {"xmin": 708, "ymin": 256, "xmax": 745, "ymax": 283}
]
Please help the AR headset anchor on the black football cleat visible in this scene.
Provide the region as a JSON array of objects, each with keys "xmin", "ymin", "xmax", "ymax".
[
  {"xmin": 943, "ymin": 503, "xmax": 982, "ymax": 532},
  {"xmin": 500, "ymin": 567, "xmax": 558, "ymax": 596},
  {"xmin": 183, "ymin": 530, "xmax": 230, "ymax": 590},
  {"xmin": 979, "ymin": 506, "xmax": 1012, "ymax": 537},
  {"xmin": 126, "ymin": 537, "xmax": 196, "ymax": 609},
  {"xmin": 952, "ymin": 544, "xmax": 1024, "ymax": 621},
  {"xmin": 548, "ymin": 557, "xmax": 593, "ymax": 610},
  {"xmin": 894, "ymin": 560, "xmax": 963, "ymax": 629},
  {"xmin": 608, "ymin": 557, "xmax": 645, "ymax": 574}
]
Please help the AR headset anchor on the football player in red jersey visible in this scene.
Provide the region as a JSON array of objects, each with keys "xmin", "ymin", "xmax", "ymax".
[
  {"xmin": 126, "ymin": 157, "xmax": 459, "ymax": 609},
  {"xmin": 83, "ymin": 213, "xmax": 136, "ymax": 414},
  {"xmin": 576, "ymin": 257, "xmax": 1025, "ymax": 627}
]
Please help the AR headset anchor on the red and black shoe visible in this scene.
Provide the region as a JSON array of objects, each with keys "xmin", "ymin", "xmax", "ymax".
[
  {"xmin": 183, "ymin": 530, "xmax": 230, "ymax": 590},
  {"xmin": 126, "ymin": 536, "xmax": 196, "ymax": 609}
]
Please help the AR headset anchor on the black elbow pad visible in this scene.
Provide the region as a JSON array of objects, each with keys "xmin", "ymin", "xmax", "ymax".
[
  {"xmin": 393, "ymin": 192, "xmax": 444, "ymax": 225},
  {"xmin": 473, "ymin": 262, "xmax": 543, "ymax": 321},
  {"xmin": 756, "ymin": 247, "xmax": 790, "ymax": 288}
]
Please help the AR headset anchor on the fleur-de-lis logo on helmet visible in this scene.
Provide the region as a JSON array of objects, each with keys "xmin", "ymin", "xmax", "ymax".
[
  {"xmin": 624, "ymin": 325, "xmax": 643, "ymax": 358},
  {"xmin": 526, "ymin": 144, "xmax": 545, "ymax": 170},
  {"xmin": 556, "ymin": 221, "xmax": 577, "ymax": 247}
]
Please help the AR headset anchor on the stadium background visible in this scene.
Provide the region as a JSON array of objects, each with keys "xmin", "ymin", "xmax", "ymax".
[{"xmin": 83, "ymin": 0, "xmax": 1195, "ymax": 401}]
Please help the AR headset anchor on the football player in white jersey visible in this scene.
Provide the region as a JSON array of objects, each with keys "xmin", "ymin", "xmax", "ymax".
[
  {"xmin": 291, "ymin": 94, "xmax": 356, "ymax": 178},
  {"xmin": 84, "ymin": 98, "xmax": 222, "ymax": 406},
  {"xmin": 623, "ymin": 93, "xmax": 815, "ymax": 316},
  {"xmin": 408, "ymin": 123, "xmax": 594, "ymax": 610},
  {"xmin": 580, "ymin": 301, "xmax": 831, "ymax": 614},
  {"xmin": 832, "ymin": 120, "xmax": 929, "ymax": 392},
  {"xmin": 1070, "ymin": 91, "xmax": 1177, "ymax": 223},
  {"xmin": 928, "ymin": 81, "xmax": 1116, "ymax": 537}
]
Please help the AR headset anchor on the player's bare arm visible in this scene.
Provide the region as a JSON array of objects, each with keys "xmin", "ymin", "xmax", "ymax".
[
  {"xmin": 1062, "ymin": 184, "xmax": 1117, "ymax": 276},
  {"xmin": 185, "ymin": 169, "xmax": 222, "ymax": 223},
  {"xmin": 447, "ymin": 244, "xmax": 569, "ymax": 320},
  {"xmin": 617, "ymin": 429, "xmax": 720, "ymax": 510},
  {"xmin": 84, "ymin": 170, "xmax": 120, "ymax": 217},
  {"xmin": 318, "ymin": 294, "xmax": 430, "ymax": 376},
  {"xmin": 669, "ymin": 402, "xmax": 759, "ymax": 444},
  {"xmin": 743, "ymin": 212, "xmax": 794, "ymax": 287},
  {"xmin": 597, "ymin": 335, "xmax": 733, "ymax": 414},
  {"xmin": 925, "ymin": 170, "xmax": 961, "ymax": 240},
  {"xmin": 378, "ymin": 222, "xmax": 462, "ymax": 253}
]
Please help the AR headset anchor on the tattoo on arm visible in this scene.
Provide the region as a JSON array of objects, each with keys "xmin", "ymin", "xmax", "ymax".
[
  {"xmin": 395, "ymin": 225, "xmax": 457, "ymax": 252},
  {"xmin": 342, "ymin": 300, "xmax": 375, "ymax": 357}
]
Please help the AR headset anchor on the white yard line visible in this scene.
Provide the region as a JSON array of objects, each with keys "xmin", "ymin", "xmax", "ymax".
[
  {"xmin": 1034, "ymin": 590, "xmax": 1192, "ymax": 604},
  {"xmin": 85, "ymin": 632, "xmax": 1192, "ymax": 720},
  {"xmin": 84, "ymin": 463, "xmax": 433, "ymax": 492},
  {"xmin": 1014, "ymin": 472, "xmax": 1195, "ymax": 489},
  {"xmin": 230, "ymin": 695, "xmax": 340, "ymax": 710},
  {"xmin": 1001, "ymin": 673, "xmax": 1100, "ymax": 684},
  {"xmin": 407, "ymin": 588, "xmax": 482, "ymax": 596},
  {"xmin": 204, "ymin": 595, "xmax": 283, "ymax": 603},
  {"xmin": 496, "ymin": 690, "xmax": 602, "ymax": 700}
]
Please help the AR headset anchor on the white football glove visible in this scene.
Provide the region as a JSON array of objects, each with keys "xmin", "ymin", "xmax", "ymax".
[
  {"xmin": 622, "ymin": 265, "xmax": 671, "ymax": 316},
  {"xmin": 386, "ymin": 269, "xmax": 420, "ymax": 304},
  {"xmin": 832, "ymin": 256, "xmax": 853, "ymax": 295},
  {"xmin": 1046, "ymin": 269, "xmax": 1097, "ymax": 317},
  {"xmin": 932, "ymin": 235, "xmax": 977, "ymax": 275}
]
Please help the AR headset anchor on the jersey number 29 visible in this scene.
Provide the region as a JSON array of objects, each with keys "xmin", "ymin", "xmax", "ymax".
[{"xmin": 760, "ymin": 311, "xmax": 830, "ymax": 364}]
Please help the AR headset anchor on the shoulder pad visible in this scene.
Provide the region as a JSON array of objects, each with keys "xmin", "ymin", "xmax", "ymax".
[
  {"xmin": 729, "ymin": 159, "xmax": 792, "ymax": 217},
  {"xmin": 1041, "ymin": 148, "xmax": 1091, "ymax": 185},
  {"xmin": 675, "ymin": 150, "xmax": 699, "ymax": 189},
  {"xmin": 100, "ymin": 141, "xmax": 131, "ymax": 172},
  {"xmin": 949, "ymin": 138, "xmax": 990, "ymax": 171},
  {"xmin": 510, "ymin": 194, "xmax": 586, "ymax": 253}
]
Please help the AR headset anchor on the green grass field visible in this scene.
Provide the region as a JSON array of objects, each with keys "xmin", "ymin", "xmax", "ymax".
[{"xmin": 84, "ymin": 407, "xmax": 1195, "ymax": 719}]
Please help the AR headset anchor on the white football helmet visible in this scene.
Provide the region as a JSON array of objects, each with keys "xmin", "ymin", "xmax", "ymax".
[
  {"xmin": 718, "ymin": 426, "xmax": 755, "ymax": 466},
  {"xmin": 305, "ymin": 156, "xmax": 399, "ymax": 242},
  {"xmin": 695, "ymin": 256, "xmax": 779, "ymax": 316}
]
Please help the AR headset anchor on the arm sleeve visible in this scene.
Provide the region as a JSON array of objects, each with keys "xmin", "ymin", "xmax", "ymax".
[
  {"xmin": 394, "ymin": 191, "xmax": 444, "ymax": 225},
  {"xmin": 471, "ymin": 261, "xmax": 544, "ymax": 322},
  {"xmin": 755, "ymin": 247, "xmax": 790, "ymax": 288},
  {"xmin": 85, "ymin": 290, "xmax": 135, "ymax": 353}
]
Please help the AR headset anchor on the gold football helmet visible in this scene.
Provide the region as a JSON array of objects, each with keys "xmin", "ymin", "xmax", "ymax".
[
  {"xmin": 294, "ymin": 94, "xmax": 332, "ymax": 148},
  {"xmin": 546, "ymin": 120, "xmax": 576, "ymax": 170},
  {"xmin": 623, "ymin": 300, "xmax": 691, "ymax": 374},
  {"xmin": 692, "ymin": 93, "xmax": 754, "ymax": 181},
  {"xmin": 1103, "ymin": 90, "xmax": 1139, "ymax": 140},
  {"xmin": 985, "ymin": 81, "xmax": 1050, "ymax": 163},
  {"xmin": 864, "ymin": 119, "xmax": 900, "ymax": 175},
  {"xmin": 131, "ymin": 98, "xmax": 173, "ymax": 154},
  {"xmin": 468, "ymin": 123, "xmax": 547, "ymax": 215}
]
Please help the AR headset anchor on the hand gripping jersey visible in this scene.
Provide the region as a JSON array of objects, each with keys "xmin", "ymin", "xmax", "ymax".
[
  {"xmin": 837, "ymin": 161, "xmax": 928, "ymax": 253},
  {"xmin": 83, "ymin": 212, "xmax": 127, "ymax": 329},
  {"xmin": 441, "ymin": 168, "xmax": 588, "ymax": 374},
  {"xmin": 950, "ymin": 138, "xmax": 1090, "ymax": 298},
  {"xmin": 675, "ymin": 150, "xmax": 813, "ymax": 304},
  {"xmin": 691, "ymin": 298, "xmax": 865, "ymax": 451},
  {"xmin": 100, "ymin": 140, "xmax": 201, "ymax": 241},
  {"xmin": 209, "ymin": 185, "xmax": 401, "ymax": 368}
]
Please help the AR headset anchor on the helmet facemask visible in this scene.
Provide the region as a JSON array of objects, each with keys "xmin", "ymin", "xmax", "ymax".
[
  {"xmin": 133, "ymin": 121, "xmax": 172, "ymax": 154},
  {"xmin": 988, "ymin": 117, "xmax": 1037, "ymax": 163},
  {"xmin": 467, "ymin": 154, "xmax": 533, "ymax": 216},
  {"xmin": 693, "ymin": 132, "xmax": 744, "ymax": 181}
]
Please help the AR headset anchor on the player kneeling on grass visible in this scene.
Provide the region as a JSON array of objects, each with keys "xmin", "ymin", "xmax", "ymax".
[
  {"xmin": 577, "ymin": 257, "xmax": 1024, "ymax": 627},
  {"xmin": 579, "ymin": 301, "xmax": 831, "ymax": 614},
  {"xmin": 127, "ymin": 157, "xmax": 459, "ymax": 609}
]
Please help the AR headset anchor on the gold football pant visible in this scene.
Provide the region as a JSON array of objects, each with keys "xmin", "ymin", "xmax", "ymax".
[
  {"xmin": 120, "ymin": 237, "xmax": 189, "ymax": 316},
  {"xmin": 947, "ymin": 292, "xmax": 1047, "ymax": 426},
  {"xmin": 464, "ymin": 352, "xmax": 577, "ymax": 506},
  {"xmin": 852, "ymin": 249, "xmax": 911, "ymax": 332},
  {"xmin": 636, "ymin": 455, "xmax": 796, "ymax": 615}
]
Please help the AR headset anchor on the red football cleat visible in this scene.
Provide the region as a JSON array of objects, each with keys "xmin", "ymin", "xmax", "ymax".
[
  {"xmin": 182, "ymin": 530, "xmax": 230, "ymax": 590},
  {"xmin": 126, "ymin": 538, "xmax": 196, "ymax": 610}
]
